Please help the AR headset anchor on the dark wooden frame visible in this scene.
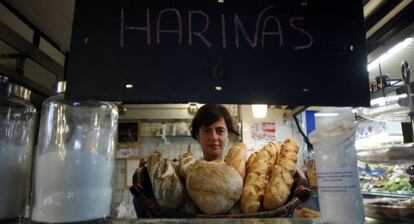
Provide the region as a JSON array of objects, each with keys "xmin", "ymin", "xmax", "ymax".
[{"xmin": 117, "ymin": 120, "xmax": 140, "ymax": 158}]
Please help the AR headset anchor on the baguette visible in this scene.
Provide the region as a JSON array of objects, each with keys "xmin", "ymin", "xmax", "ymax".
[
  {"xmin": 225, "ymin": 143, "xmax": 247, "ymax": 179},
  {"xmin": 240, "ymin": 142, "xmax": 279, "ymax": 213},
  {"xmin": 245, "ymin": 151, "xmax": 258, "ymax": 171},
  {"xmin": 263, "ymin": 138, "xmax": 299, "ymax": 210}
]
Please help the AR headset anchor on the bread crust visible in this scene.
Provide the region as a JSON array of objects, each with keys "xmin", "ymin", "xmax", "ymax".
[
  {"xmin": 186, "ymin": 160, "xmax": 243, "ymax": 214},
  {"xmin": 147, "ymin": 151, "xmax": 184, "ymax": 209}
]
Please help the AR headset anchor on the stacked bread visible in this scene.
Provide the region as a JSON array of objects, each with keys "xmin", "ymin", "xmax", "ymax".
[
  {"xmin": 225, "ymin": 143, "xmax": 247, "ymax": 179},
  {"xmin": 147, "ymin": 151, "xmax": 184, "ymax": 209},
  {"xmin": 240, "ymin": 142, "xmax": 279, "ymax": 213},
  {"xmin": 263, "ymin": 138, "xmax": 299, "ymax": 210}
]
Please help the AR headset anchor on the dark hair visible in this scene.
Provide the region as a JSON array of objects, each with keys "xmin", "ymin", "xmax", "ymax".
[{"xmin": 190, "ymin": 104, "xmax": 239, "ymax": 139}]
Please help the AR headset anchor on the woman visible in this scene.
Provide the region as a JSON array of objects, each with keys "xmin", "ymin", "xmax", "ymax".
[{"xmin": 190, "ymin": 104, "xmax": 239, "ymax": 161}]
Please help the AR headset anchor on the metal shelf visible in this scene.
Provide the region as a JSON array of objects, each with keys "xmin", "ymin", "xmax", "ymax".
[
  {"xmin": 362, "ymin": 191, "xmax": 414, "ymax": 198},
  {"xmin": 0, "ymin": 15, "xmax": 65, "ymax": 107},
  {"xmin": 0, "ymin": 21, "xmax": 64, "ymax": 79},
  {"xmin": 370, "ymin": 85, "xmax": 403, "ymax": 100}
]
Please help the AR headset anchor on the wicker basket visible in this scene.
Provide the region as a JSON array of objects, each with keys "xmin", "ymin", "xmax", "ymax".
[{"xmin": 129, "ymin": 166, "xmax": 311, "ymax": 218}]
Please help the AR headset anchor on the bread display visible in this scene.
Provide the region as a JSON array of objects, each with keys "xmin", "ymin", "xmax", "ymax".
[
  {"xmin": 263, "ymin": 138, "xmax": 299, "ymax": 210},
  {"xmin": 225, "ymin": 143, "xmax": 247, "ymax": 179},
  {"xmin": 135, "ymin": 138, "xmax": 306, "ymax": 218},
  {"xmin": 241, "ymin": 142, "xmax": 280, "ymax": 213},
  {"xmin": 178, "ymin": 149, "xmax": 196, "ymax": 179},
  {"xmin": 147, "ymin": 151, "xmax": 184, "ymax": 209},
  {"xmin": 186, "ymin": 160, "xmax": 243, "ymax": 214}
]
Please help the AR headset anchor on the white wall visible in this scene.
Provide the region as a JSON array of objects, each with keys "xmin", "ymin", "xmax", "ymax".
[{"xmin": 240, "ymin": 105, "xmax": 305, "ymax": 166}]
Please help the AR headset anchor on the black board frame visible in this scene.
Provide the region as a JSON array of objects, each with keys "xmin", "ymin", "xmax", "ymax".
[{"xmin": 66, "ymin": 0, "xmax": 370, "ymax": 107}]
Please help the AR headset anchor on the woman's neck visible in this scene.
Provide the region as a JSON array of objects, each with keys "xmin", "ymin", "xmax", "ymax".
[{"xmin": 203, "ymin": 154, "xmax": 223, "ymax": 161}]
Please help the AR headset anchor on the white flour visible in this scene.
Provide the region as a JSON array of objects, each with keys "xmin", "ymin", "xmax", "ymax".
[
  {"xmin": 31, "ymin": 150, "xmax": 114, "ymax": 223},
  {"xmin": 0, "ymin": 142, "xmax": 31, "ymax": 219}
]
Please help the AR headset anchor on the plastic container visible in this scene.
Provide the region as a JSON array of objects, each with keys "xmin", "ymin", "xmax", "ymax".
[
  {"xmin": 31, "ymin": 81, "xmax": 118, "ymax": 223},
  {"xmin": 0, "ymin": 75, "xmax": 37, "ymax": 221},
  {"xmin": 310, "ymin": 121, "xmax": 365, "ymax": 224}
]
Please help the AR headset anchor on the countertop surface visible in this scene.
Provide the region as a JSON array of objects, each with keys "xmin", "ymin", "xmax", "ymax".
[
  {"xmin": 16, "ymin": 217, "xmax": 412, "ymax": 223},
  {"xmin": 111, "ymin": 218, "xmax": 410, "ymax": 224},
  {"xmin": 112, "ymin": 218, "xmax": 318, "ymax": 224},
  {"xmin": 112, "ymin": 218, "xmax": 409, "ymax": 224}
]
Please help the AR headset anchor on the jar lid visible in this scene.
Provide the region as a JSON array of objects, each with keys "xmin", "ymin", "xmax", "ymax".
[
  {"xmin": 53, "ymin": 81, "xmax": 66, "ymax": 94},
  {"xmin": 0, "ymin": 75, "xmax": 9, "ymax": 83},
  {"xmin": 0, "ymin": 75, "xmax": 32, "ymax": 101}
]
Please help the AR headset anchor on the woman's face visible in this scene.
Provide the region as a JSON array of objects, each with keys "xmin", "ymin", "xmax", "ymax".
[{"xmin": 198, "ymin": 117, "xmax": 229, "ymax": 161}]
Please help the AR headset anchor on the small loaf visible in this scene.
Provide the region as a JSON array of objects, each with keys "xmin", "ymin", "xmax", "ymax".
[
  {"xmin": 147, "ymin": 151, "xmax": 184, "ymax": 209},
  {"xmin": 263, "ymin": 138, "xmax": 299, "ymax": 210},
  {"xmin": 225, "ymin": 143, "xmax": 247, "ymax": 179},
  {"xmin": 178, "ymin": 150, "xmax": 196, "ymax": 179},
  {"xmin": 240, "ymin": 142, "xmax": 279, "ymax": 213},
  {"xmin": 186, "ymin": 160, "xmax": 243, "ymax": 214},
  {"xmin": 294, "ymin": 207, "xmax": 321, "ymax": 218}
]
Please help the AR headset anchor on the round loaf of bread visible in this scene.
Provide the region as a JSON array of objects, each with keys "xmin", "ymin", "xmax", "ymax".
[{"xmin": 186, "ymin": 160, "xmax": 243, "ymax": 214}]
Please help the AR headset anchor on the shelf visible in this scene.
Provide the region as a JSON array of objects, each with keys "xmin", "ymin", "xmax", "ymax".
[
  {"xmin": 362, "ymin": 191, "xmax": 414, "ymax": 198},
  {"xmin": 357, "ymin": 143, "xmax": 414, "ymax": 164},
  {"xmin": 0, "ymin": 21, "xmax": 64, "ymax": 79},
  {"xmin": 357, "ymin": 94, "xmax": 412, "ymax": 122},
  {"xmin": 370, "ymin": 85, "xmax": 403, "ymax": 100}
]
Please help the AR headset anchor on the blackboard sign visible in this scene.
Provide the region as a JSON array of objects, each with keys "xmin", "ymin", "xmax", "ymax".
[{"xmin": 66, "ymin": 0, "xmax": 369, "ymax": 106}]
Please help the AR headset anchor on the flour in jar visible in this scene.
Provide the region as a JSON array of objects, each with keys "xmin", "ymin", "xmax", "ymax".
[
  {"xmin": 0, "ymin": 142, "xmax": 31, "ymax": 219},
  {"xmin": 31, "ymin": 150, "xmax": 114, "ymax": 223}
]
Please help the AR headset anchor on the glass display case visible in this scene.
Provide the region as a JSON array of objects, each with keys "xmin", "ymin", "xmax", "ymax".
[{"xmin": 356, "ymin": 96, "xmax": 414, "ymax": 222}]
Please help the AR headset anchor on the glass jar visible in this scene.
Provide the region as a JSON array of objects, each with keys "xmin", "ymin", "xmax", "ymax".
[
  {"xmin": 31, "ymin": 81, "xmax": 118, "ymax": 223},
  {"xmin": 0, "ymin": 76, "xmax": 37, "ymax": 221}
]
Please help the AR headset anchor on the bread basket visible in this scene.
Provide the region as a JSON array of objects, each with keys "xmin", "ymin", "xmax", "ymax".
[{"xmin": 130, "ymin": 166, "xmax": 311, "ymax": 218}]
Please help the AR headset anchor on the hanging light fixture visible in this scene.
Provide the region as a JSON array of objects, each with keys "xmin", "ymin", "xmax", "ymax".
[{"xmin": 252, "ymin": 104, "xmax": 267, "ymax": 118}]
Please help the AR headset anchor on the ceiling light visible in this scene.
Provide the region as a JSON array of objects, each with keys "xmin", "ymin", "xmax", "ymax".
[
  {"xmin": 215, "ymin": 86, "xmax": 223, "ymax": 91},
  {"xmin": 315, "ymin": 112, "xmax": 339, "ymax": 117},
  {"xmin": 367, "ymin": 37, "xmax": 413, "ymax": 71},
  {"xmin": 125, "ymin": 84, "xmax": 133, "ymax": 89},
  {"xmin": 252, "ymin": 104, "xmax": 267, "ymax": 118}
]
